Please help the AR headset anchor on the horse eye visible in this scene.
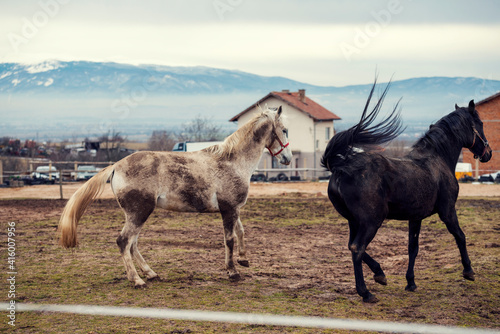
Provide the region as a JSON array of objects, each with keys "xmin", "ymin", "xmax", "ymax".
[{"xmin": 283, "ymin": 129, "xmax": 288, "ymax": 137}]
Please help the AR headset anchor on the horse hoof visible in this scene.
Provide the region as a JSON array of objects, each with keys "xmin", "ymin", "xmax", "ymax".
[
  {"xmin": 134, "ymin": 283, "xmax": 147, "ymax": 289},
  {"xmin": 405, "ymin": 284, "xmax": 417, "ymax": 292},
  {"xmin": 463, "ymin": 270, "xmax": 475, "ymax": 281},
  {"xmin": 229, "ymin": 272, "xmax": 241, "ymax": 281},
  {"xmin": 363, "ymin": 294, "xmax": 378, "ymax": 303},
  {"xmin": 374, "ymin": 275, "xmax": 387, "ymax": 285},
  {"xmin": 237, "ymin": 259, "xmax": 250, "ymax": 267}
]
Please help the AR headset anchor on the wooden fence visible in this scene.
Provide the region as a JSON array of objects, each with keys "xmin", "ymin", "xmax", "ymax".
[{"xmin": 0, "ymin": 160, "xmax": 113, "ymax": 198}]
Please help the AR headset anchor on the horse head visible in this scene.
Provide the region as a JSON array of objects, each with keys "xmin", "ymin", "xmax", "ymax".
[
  {"xmin": 458, "ymin": 100, "xmax": 492, "ymax": 163},
  {"xmin": 266, "ymin": 106, "xmax": 292, "ymax": 165}
]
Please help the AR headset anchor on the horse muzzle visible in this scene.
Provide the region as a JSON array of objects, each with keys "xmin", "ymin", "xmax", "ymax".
[
  {"xmin": 477, "ymin": 145, "xmax": 492, "ymax": 163},
  {"xmin": 280, "ymin": 155, "xmax": 292, "ymax": 166}
]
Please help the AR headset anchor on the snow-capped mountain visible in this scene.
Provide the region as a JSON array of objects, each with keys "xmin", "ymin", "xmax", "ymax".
[
  {"xmin": 1, "ymin": 60, "xmax": 499, "ymax": 141},
  {"xmin": 1, "ymin": 60, "xmax": 498, "ymax": 99},
  {"xmin": 0, "ymin": 60, "xmax": 317, "ymax": 95}
]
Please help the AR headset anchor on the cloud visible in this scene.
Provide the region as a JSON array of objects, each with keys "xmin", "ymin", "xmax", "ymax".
[
  {"xmin": 2, "ymin": 0, "xmax": 499, "ymax": 24},
  {"xmin": 1, "ymin": 0, "xmax": 499, "ymax": 85}
]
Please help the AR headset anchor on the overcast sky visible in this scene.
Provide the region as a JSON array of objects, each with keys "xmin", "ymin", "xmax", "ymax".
[{"xmin": 1, "ymin": 0, "xmax": 499, "ymax": 86}]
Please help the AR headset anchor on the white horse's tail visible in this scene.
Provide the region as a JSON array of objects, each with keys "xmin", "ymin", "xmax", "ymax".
[{"xmin": 58, "ymin": 165, "xmax": 115, "ymax": 248}]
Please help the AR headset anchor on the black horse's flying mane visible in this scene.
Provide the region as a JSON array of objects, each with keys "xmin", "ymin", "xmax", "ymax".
[{"xmin": 321, "ymin": 80, "xmax": 404, "ymax": 171}]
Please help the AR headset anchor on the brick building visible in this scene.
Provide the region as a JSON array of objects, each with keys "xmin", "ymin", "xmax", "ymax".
[{"xmin": 462, "ymin": 92, "xmax": 500, "ymax": 176}]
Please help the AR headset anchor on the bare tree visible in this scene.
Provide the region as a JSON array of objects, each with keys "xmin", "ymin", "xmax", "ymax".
[
  {"xmin": 148, "ymin": 130, "xmax": 176, "ymax": 151},
  {"xmin": 98, "ymin": 130, "xmax": 125, "ymax": 161},
  {"xmin": 178, "ymin": 115, "xmax": 225, "ymax": 142}
]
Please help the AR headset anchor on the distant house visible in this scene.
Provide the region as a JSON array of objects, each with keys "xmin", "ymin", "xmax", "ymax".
[
  {"xmin": 462, "ymin": 91, "xmax": 500, "ymax": 176},
  {"xmin": 65, "ymin": 140, "xmax": 100, "ymax": 157},
  {"xmin": 229, "ymin": 89, "xmax": 341, "ymax": 180}
]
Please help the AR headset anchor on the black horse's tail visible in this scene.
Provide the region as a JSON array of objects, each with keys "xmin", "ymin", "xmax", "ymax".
[{"xmin": 321, "ymin": 80, "xmax": 404, "ymax": 172}]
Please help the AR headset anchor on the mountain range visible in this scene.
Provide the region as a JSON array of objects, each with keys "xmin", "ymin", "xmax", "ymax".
[{"xmin": 1, "ymin": 60, "xmax": 499, "ymax": 141}]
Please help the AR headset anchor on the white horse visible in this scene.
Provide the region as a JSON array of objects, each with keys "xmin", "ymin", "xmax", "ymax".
[{"xmin": 59, "ymin": 107, "xmax": 292, "ymax": 287}]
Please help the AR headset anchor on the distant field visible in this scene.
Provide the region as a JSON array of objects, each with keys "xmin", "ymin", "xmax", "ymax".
[
  {"xmin": 0, "ymin": 196, "xmax": 499, "ymax": 333},
  {"xmin": 122, "ymin": 141, "xmax": 149, "ymax": 151}
]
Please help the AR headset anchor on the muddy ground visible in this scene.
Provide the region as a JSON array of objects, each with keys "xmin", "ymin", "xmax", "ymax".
[{"xmin": 0, "ymin": 191, "xmax": 499, "ymax": 333}]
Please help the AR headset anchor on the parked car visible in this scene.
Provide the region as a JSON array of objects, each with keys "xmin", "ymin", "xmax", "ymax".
[
  {"xmin": 20, "ymin": 175, "xmax": 55, "ymax": 185},
  {"xmin": 250, "ymin": 173, "xmax": 267, "ymax": 182},
  {"xmin": 478, "ymin": 171, "xmax": 499, "ymax": 184},
  {"xmin": 73, "ymin": 165, "xmax": 98, "ymax": 181},
  {"xmin": 31, "ymin": 165, "xmax": 59, "ymax": 180},
  {"xmin": 459, "ymin": 175, "xmax": 475, "ymax": 183}
]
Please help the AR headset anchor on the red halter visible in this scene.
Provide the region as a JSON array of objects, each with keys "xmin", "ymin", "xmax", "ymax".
[{"xmin": 266, "ymin": 131, "xmax": 289, "ymax": 157}]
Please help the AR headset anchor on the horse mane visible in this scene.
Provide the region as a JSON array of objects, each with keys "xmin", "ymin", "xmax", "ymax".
[
  {"xmin": 411, "ymin": 107, "xmax": 472, "ymax": 157},
  {"xmin": 204, "ymin": 108, "xmax": 275, "ymax": 160},
  {"xmin": 321, "ymin": 80, "xmax": 404, "ymax": 171}
]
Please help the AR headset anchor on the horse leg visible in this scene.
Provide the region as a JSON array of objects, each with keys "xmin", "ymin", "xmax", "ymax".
[
  {"xmin": 348, "ymin": 220, "xmax": 380, "ymax": 303},
  {"xmin": 220, "ymin": 207, "xmax": 240, "ymax": 280},
  {"xmin": 234, "ymin": 217, "xmax": 249, "ymax": 267},
  {"xmin": 362, "ymin": 253, "xmax": 387, "ymax": 285},
  {"xmin": 130, "ymin": 235, "xmax": 159, "ymax": 281},
  {"xmin": 405, "ymin": 219, "xmax": 422, "ymax": 291},
  {"xmin": 115, "ymin": 190, "xmax": 156, "ymax": 288},
  {"xmin": 351, "ymin": 252, "xmax": 375, "ymax": 303},
  {"xmin": 439, "ymin": 209, "xmax": 475, "ymax": 281},
  {"xmin": 117, "ymin": 222, "xmax": 147, "ymax": 288}
]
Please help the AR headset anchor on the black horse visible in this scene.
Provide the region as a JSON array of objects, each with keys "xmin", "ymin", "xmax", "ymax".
[{"xmin": 321, "ymin": 82, "xmax": 492, "ymax": 303}]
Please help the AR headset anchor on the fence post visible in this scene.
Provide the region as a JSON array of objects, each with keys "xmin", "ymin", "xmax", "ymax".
[
  {"xmin": 263, "ymin": 157, "xmax": 267, "ymax": 179},
  {"xmin": 304, "ymin": 158, "xmax": 307, "ymax": 180},
  {"xmin": 59, "ymin": 170, "xmax": 63, "ymax": 200},
  {"xmin": 0, "ymin": 160, "xmax": 3, "ymax": 185},
  {"xmin": 49, "ymin": 162, "xmax": 53, "ymax": 181},
  {"xmin": 74, "ymin": 163, "xmax": 78, "ymax": 180}
]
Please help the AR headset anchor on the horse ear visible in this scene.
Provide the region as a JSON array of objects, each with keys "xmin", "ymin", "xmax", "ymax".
[
  {"xmin": 455, "ymin": 104, "xmax": 459, "ymax": 110},
  {"xmin": 276, "ymin": 106, "xmax": 282, "ymax": 118},
  {"xmin": 468, "ymin": 100, "xmax": 475, "ymax": 114}
]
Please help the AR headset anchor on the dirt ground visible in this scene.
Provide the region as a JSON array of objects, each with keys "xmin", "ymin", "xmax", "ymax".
[
  {"xmin": 0, "ymin": 180, "xmax": 499, "ymax": 332},
  {"xmin": 1, "ymin": 181, "xmax": 500, "ymax": 200},
  {"xmin": 1, "ymin": 194, "xmax": 499, "ymax": 333}
]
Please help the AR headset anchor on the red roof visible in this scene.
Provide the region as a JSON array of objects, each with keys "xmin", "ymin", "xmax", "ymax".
[{"xmin": 229, "ymin": 90, "xmax": 341, "ymax": 122}]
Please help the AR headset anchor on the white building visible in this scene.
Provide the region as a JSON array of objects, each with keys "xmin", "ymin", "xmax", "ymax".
[{"xmin": 230, "ymin": 89, "xmax": 341, "ymax": 180}]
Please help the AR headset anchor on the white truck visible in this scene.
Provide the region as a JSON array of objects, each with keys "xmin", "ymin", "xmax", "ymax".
[
  {"xmin": 455, "ymin": 162, "xmax": 472, "ymax": 180},
  {"xmin": 172, "ymin": 141, "xmax": 223, "ymax": 152}
]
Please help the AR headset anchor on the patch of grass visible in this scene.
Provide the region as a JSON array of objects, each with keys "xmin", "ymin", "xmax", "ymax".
[{"xmin": 0, "ymin": 197, "xmax": 498, "ymax": 333}]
